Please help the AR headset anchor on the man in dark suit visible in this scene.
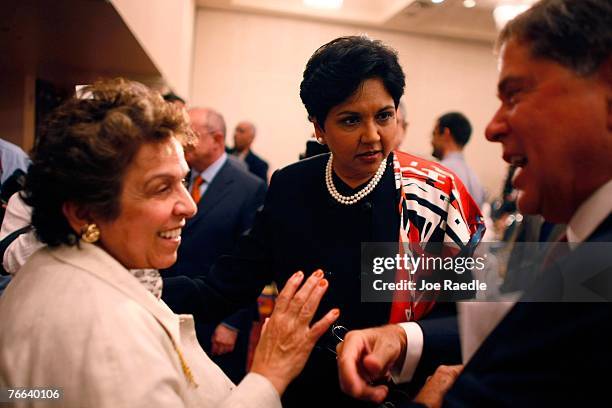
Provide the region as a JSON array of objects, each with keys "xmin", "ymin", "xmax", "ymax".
[
  {"xmin": 161, "ymin": 107, "xmax": 266, "ymax": 383},
  {"xmin": 228, "ymin": 121, "xmax": 269, "ymax": 183},
  {"xmin": 336, "ymin": 0, "xmax": 612, "ymax": 406}
]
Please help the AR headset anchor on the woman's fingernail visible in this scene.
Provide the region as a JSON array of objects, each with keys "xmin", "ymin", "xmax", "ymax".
[
  {"xmin": 331, "ymin": 308, "xmax": 340, "ymax": 316},
  {"xmin": 294, "ymin": 271, "xmax": 304, "ymax": 280},
  {"xmin": 314, "ymin": 270, "xmax": 324, "ymax": 278},
  {"xmin": 318, "ymin": 278, "xmax": 328, "ymax": 287}
]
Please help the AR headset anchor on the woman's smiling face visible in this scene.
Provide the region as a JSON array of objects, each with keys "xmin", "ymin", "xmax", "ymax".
[
  {"xmin": 315, "ymin": 77, "xmax": 397, "ymax": 188},
  {"xmin": 92, "ymin": 137, "xmax": 197, "ymax": 270}
]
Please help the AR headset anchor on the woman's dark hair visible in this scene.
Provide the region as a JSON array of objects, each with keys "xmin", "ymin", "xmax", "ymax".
[
  {"xmin": 24, "ymin": 78, "xmax": 196, "ymax": 246},
  {"xmin": 299, "ymin": 35, "xmax": 405, "ymax": 128}
]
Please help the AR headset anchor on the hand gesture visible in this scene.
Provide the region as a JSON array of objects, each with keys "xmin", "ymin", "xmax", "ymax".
[
  {"xmin": 337, "ymin": 325, "xmax": 407, "ymax": 404},
  {"xmin": 250, "ymin": 270, "xmax": 339, "ymax": 395}
]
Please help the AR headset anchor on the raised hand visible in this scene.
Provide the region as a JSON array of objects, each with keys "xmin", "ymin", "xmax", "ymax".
[{"xmin": 250, "ymin": 270, "xmax": 339, "ymax": 395}]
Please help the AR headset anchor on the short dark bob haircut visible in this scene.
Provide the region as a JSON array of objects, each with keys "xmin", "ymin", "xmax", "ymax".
[
  {"xmin": 24, "ymin": 78, "xmax": 196, "ymax": 247},
  {"xmin": 300, "ymin": 35, "xmax": 405, "ymax": 128},
  {"xmin": 498, "ymin": 0, "xmax": 611, "ymax": 76}
]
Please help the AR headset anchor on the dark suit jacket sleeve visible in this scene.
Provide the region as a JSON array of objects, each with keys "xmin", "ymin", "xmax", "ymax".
[
  {"xmin": 163, "ymin": 171, "xmax": 281, "ymax": 323},
  {"xmin": 390, "ymin": 302, "xmax": 460, "ymax": 389},
  {"xmin": 237, "ymin": 177, "xmax": 266, "ymax": 234},
  {"xmin": 252, "ymin": 161, "xmax": 268, "ymax": 184},
  {"xmin": 247, "ymin": 153, "xmax": 269, "ymax": 184},
  {"xmin": 220, "ymin": 180, "xmax": 267, "ymax": 330},
  {"xmin": 221, "ymin": 305, "xmax": 253, "ymax": 332},
  {"xmin": 413, "ymin": 316, "xmax": 461, "ymax": 383}
]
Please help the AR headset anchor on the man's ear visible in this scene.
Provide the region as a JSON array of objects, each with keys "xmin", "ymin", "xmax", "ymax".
[
  {"xmin": 313, "ymin": 120, "xmax": 327, "ymax": 145},
  {"xmin": 62, "ymin": 202, "xmax": 90, "ymax": 236},
  {"xmin": 212, "ymin": 131, "xmax": 225, "ymax": 147},
  {"xmin": 443, "ymin": 127, "xmax": 459, "ymax": 148}
]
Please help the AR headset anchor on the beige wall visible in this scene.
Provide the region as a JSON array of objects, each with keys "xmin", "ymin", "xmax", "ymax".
[
  {"xmin": 191, "ymin": 8, "xmax": 506, "ymax": 199},
  {"xmin": 112, "ymin": 0, "xmax": 195, "ymax": 97}
]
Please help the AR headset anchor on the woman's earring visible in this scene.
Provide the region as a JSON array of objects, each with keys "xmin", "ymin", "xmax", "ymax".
[{"xmin": 81, "ymin": 224, "xmax": 100, "ymax": 243}]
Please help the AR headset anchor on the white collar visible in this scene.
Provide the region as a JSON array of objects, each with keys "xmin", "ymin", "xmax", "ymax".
[
  {"xmin": 567, "ymin": 179, "xmax": 612, "ymax": 247},
  {"xmin": 191, "ymin": 152, "xmax": 227, "ymax": 185},
  {"xmin": 236, "ymin": 149, "xmax": 249, "ymax": 161},
  {"xmin": 443, "ymin": 151, "xmax": 464, "ymax": 161}
]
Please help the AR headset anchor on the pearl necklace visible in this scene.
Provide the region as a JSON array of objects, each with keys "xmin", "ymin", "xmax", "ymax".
[{"xmin": 325, "ymin": 153, "xmax": 387, "ymax": 205}]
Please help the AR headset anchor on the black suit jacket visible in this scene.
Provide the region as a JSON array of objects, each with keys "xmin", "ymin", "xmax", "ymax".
[
  {"xmin": 401, "ymin": 215, "xmax": 612, "ymax": 407},
  {"xmin": 228, "ymin": 148, "xmax": 269, "ymax": 183},
  {"xmin": 164, "ymin": 154, "xmax": 460, "ymax": 406},
  {"xmin": 244, "ymin": 151, "xmax": 269, "ymax": 183},
  {"xmin": 162, "ymin": 158, "xmax": 266, "ymax": 381}
]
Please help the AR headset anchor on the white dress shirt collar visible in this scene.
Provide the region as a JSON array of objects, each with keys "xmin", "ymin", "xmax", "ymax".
[
  {"xmin": 567, "ymin": 178, "xmax": 612, "ymax": 246},
  {"xmin": 191, "ymin": 152, "xmax": 228, "ymax": 186}
]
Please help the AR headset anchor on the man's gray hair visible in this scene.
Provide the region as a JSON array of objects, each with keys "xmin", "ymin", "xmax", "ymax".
[{"xmin": 498, "ymin": 0, "xmax": 611, "ymax": 76}]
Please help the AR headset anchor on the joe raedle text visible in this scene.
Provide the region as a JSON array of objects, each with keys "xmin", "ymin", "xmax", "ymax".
[{"xmin": 372, "ymin": 278, "xmax": 487, "ymax": 292}]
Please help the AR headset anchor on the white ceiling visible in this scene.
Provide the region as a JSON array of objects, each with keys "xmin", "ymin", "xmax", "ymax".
[{"xmin": 196, "ymin": 0, "xmax": 532, "ymax": 43}]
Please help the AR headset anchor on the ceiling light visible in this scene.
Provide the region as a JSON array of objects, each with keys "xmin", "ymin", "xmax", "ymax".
[
  {"xmin": 303, "ymin": 0, "xmax": 343, "ymax": 9},
  {"xmin": 493, "ymin": 4, "xmax": 531, "ymax": 30},
  {"xmin": 463, "ymin": 0, "xmax": 476, "ymax": 8},
  {"xmin": 431, "ymin": 0, "xmax": 446, "ymax": 4}
]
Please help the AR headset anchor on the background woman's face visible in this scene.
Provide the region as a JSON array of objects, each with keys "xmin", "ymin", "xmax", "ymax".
[
  {"xmin": 315, "ymin": 78, "xmax": 396, "ymax": 187},
  {"xmin": 93, "ymin": 137, "xmax": 197, "ymax": 270}
]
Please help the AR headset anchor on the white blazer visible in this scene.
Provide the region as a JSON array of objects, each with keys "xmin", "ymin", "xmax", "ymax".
[{"xmin": 0, "ymin": 243, "xmax": 281, "ymax": 408}]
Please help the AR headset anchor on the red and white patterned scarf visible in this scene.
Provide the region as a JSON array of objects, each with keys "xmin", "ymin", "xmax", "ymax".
[{"xmin": 390, "ymin": 151, "xmax": 485, "ymax": 323}]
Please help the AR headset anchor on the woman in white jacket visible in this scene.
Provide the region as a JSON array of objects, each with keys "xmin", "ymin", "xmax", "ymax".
[{"xmin": 0, "ymin": 78, "xmax": 338, "ymax": 408}]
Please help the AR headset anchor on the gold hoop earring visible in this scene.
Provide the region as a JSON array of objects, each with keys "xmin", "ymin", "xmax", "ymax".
[{"xmin": 81, "ymin": 224, "xmax": 100, "ymax": 243}]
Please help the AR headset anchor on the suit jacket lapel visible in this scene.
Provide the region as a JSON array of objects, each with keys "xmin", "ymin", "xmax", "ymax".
[
  {"xmin": 50, "ymin": 243, "xmax": 182, "ymax": 343},
  {"xmin": 245, "ymin": 151, "xmax": 255, "ymax": 168},
  {"xmin": 186, "ymin": 160, "xmax": 234, "ymax": 230}
]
